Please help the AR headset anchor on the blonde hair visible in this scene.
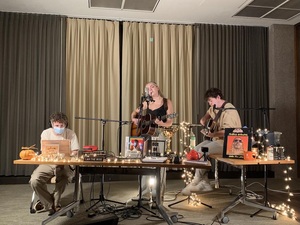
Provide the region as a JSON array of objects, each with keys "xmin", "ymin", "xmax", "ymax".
[{"xmin": 146, "ymin": 81, "xmax": 164, "ymax": 98}]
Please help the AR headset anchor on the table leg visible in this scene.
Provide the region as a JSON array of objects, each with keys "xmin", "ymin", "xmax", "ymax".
[
  {"xmin": 155, "ymin": 167, "xmax": 178, "ymax": 225},
  {"xmin": 213, "ymin": 165, "xmax": 277, "ymax": 223},
  {"xmin": 214, "ymin": 158, "xmax": 220, "ymax": 189}
]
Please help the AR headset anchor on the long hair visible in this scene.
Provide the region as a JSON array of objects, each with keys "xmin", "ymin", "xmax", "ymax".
[{"xmin": 146, "ymin": 81, "xmax": 164, "ymax": 98}]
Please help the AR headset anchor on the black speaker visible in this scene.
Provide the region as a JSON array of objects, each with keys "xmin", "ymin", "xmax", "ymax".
[{"xmin": 82, "ymin": 214, "xmax": 119, "ymax": 225}]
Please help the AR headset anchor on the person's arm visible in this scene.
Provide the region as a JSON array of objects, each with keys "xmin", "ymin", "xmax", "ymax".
[
  {"xmin": 131, "ymin": 107, "xmax": 141, "ymax": 125},
  {"xmin": 70, "ymin": 131, "xmax": 80, "ymax": 156},
  {"xmin": 205, "ymin": 129, "xmax": 225, "ymax": 138},
  {"xmin": 200, "ymin": 108, "xmax": 213, "ymax": 136},
  {"xmin": 200, "ymin": 112, "xmax": 211, "ymax": 126},
  {"xmin": 155, "ymin": 98, "xmax": 174, "ymax": 127}
]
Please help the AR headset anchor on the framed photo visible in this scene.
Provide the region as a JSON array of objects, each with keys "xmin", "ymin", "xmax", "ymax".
[
  {"xmin": 223, "ymin": 128, "xmax": 251, "ymax": 158},
  {"xmin": 149, "ymin": 137, "xmax": 166, "ymax": 157},
  {"xmin": 125, "ymin": 136, "xmax": 145, "ymax": 158}
]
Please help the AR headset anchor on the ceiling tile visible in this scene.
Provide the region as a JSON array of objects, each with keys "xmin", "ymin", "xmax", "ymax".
[
  {"xmin": 280, "ymin": 0, "xmax": 300, "ymax": 10},
  {"xmin": 124, "ymin": 0, "xmax": 159, "ymax": 11},
  {"xmin": 234, "ymin": 6, "xmax": 271, "ymax": 18},
  {"xmin": 264, "ymin": 8, "xmax": 300, "ymax": 20},
  {"xmin": 89, "ymin": 0, "xmax": 123, "ymax": 9},
  {"xmin": 234, "ymin": 0, "xmax": 300, "ymax": 20},
  {"xmin": 249, "ymin": 0, "xmax": 286, "ymax": 8},
  {"xmin": 89, "ymin": 0, "xmax": 160, "ymax": 12}
]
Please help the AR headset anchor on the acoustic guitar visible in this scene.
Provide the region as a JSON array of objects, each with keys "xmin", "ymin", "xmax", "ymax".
[
  {"xmin": 131, "ymin": 112, "xmax": 178, "ymax": 136},
  {"xmin": 201, "ymin": 102, "xmax": 226, "ymax": 139},
  {"xmin": 201, "ymin": 118, "xmax": 218, "ymax": 140}
]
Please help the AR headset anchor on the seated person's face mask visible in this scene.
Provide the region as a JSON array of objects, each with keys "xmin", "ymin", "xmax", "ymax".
[{"xmin": 52, "ymin": 122, "xmax": 66, "ymax": 135}]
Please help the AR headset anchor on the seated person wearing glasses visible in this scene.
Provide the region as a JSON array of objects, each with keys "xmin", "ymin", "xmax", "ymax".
[{"xmin": 181, "ymin": 88, "xmax": 241, "ymax": 196}]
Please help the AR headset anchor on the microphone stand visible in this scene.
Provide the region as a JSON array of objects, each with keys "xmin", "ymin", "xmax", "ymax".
[
  {"xmin": 136, "ymin": 95, "xmax": 145, "ymax": 137},
  {"xmin": 75, "ymin": 117, "xmax": 131, "ymax": 153},
  {"xmin": 134, "ymin": 94, "xmax": 158, "ymax": 209},
  {"xmin": 75, "ymin": 116, "xmax": 130, "ymax": 211}
]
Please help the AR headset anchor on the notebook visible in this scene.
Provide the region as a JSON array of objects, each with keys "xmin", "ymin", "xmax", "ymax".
[
  {"xmin": 41, "ymin": 139, "xmax": 71, "ymax": 156},
  {"xmin": 142, "ymin": 156, "xmax": 168, "ymax": 163}
]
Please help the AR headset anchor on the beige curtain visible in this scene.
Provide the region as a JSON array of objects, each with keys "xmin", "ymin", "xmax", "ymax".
[
  {"xmin": 66, "ymin": 18, "xmax": 120, "ymax": 154},
  {"xmin": 121, "ymin": 22, "xmax": 193, "ymax": 155}
]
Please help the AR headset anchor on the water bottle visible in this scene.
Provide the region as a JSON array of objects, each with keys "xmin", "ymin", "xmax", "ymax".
[{"xmin": 190, "ymin": 131, "xmax": 196, "ymax": 149}]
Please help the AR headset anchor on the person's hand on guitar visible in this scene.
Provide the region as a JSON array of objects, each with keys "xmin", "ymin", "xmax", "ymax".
[
  {"xmin": 200, "ymin": 113, "xmax": 215, "ymax": 139},
  {"xmin": 154, "ymin": 117, "xmax": 165, "ymax": 127},
  {"xmin": 132, "ymin": 117, "xmax": 139, "ymax": 126},
  {"xmin": 201, "ymin": 128, "xmax": 213, "ymax": 138}
]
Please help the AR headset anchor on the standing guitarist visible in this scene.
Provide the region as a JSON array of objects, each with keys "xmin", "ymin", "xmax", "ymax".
[
  {"xmin": 130, "ymin": 81, "xmax": 174, "ymax": 199},
  {"xmin": 131, "ymin": 81, "xmax": 174, "ymax": 136},
  {"xmin": 181, "ymin": 88, "xmax": 242, "ymax": 196}
]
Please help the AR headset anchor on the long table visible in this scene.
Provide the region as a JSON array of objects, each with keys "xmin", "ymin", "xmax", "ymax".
[
  {"xmin": 14, "ymin": 158, "xmax": 211, "ymax": 225},
  {"xmin": 209, "ymin": 154, "xmax": 295, "ymax": 223}
]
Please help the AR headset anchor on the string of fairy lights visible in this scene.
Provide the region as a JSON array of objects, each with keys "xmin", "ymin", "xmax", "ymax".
[
  {"xmin": 179, "ymin": 122, "xmax": 296, "ymax": 218},
  {"xmin": 272, "ymin": 166, "xmax": 295, "ymax": 219}
]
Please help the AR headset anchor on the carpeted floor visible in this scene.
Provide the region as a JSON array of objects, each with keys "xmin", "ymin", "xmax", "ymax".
[{"xmin": 0, "ymin": 178, "xmax": 299, "ymax": 225}]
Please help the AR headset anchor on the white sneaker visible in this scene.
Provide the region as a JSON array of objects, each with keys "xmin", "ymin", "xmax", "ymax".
[
  {"xmin": 181, "ymin": 184, "xmax": 192, "ymax": 196},
  {"xmin": 190, "ymin": 176, "xmax": 202, "ymax": 185},
  {"xmin": 181, "ymin": 180, "xmax": 213, "ymax": 196},
  {"xmin": 181, "ymin": 183, "xmax": 201, "ymax": 196},
  {"xmin": 196, "ymin": 180, "xmax": 213, "ymax": 192},
  {"xmin": 131, "ymin": 194, "xmax": 150, "ymax": 201}
]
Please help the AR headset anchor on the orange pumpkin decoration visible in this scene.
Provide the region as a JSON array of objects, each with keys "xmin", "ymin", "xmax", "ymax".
[{"xmin": 20, "ymin": 150, "xmax": 36, "ymax": 160}]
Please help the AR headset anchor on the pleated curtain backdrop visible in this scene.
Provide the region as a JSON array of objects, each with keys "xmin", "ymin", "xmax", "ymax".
[
  {"xmin": 0, "ymin": 13, "xmax": 270, "ymax": 176},
  {"xmin": 0, "ymin": 12, "xmax": 66, "ymax": 176},
  {"xmin": 121, "ymin": 22, "xmax": 193, "ymax": 156},
  {"xmin": 192, "ymin": 24, "xmax": 269, "ymax": 137},
  {"xmin": 192, "ymin": 24, "xmax": 269, "ymax": 172},
  {"xmin": 66, "ymin": 18, "xmax": 120, "ymax": 155}
]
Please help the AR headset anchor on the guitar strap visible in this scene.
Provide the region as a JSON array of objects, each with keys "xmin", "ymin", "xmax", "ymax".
[
  {"xmin": 163, "ymin": 98, "xmax": 168, "ymax": 111},
  {"xmin": 213, "ymin": 101, "xmax": 227, "ymax": 123}
]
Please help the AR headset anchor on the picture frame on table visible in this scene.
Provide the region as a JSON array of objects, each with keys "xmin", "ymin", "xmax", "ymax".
[
  {"xmin": 125, "ymin": 136, "xmax": 145, "ymax": 158},
  {"xmin": 148, "ymin": 137, "xmax": 166, "ymax": 157},
  {"xmin": 223, "ymin": 128, "xmax": 251, "ymax": 159}
]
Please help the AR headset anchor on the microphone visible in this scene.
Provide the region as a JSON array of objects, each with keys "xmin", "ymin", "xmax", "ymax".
[
  {"xmin": 144, "ymin": 87, "xmax": 155, "ymax": 102},
  {"xmin": 213, "ymin": 104, "xmax": 216, "ymax": 110},
  {"xmin": 145, "ymin": 87, "xmax": 149, "ymax": 97}
]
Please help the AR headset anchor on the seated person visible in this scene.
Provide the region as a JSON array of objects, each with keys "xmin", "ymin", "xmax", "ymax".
[
  {"xmin": 181, "ymin": 88, "xmax": 241, "ymax": 196},
  {"xmin": 30, "ymin": 112, "xmax": 79, "ymax": 215}
]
